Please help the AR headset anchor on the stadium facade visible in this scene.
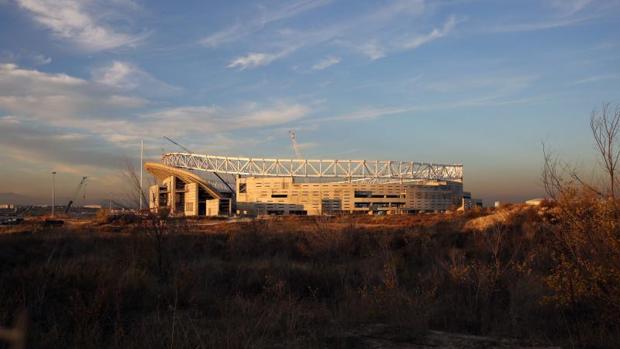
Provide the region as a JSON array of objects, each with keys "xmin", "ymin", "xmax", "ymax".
[{"xmin": 146, "ymin": 152, "xmax": 468, "ymax": 216}]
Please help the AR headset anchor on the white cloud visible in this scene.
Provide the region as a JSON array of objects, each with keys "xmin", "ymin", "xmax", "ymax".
[
  {"xmin": 0, "ymin": 63, "xmax": 310, "ymax": 144},
  {"xmin": 548, "ymin": 0, "xmax": 594, "ymax": 16},
  {"xmin": 400, "ymin": 16, "xmax": 457, "ymax": 50},
  {"xmin": 0, "ymin": 115, "xmax": 20, "ymax": 125},
  {"xmin": 92, "ymin": 61, "xmax": 180, "ymax": 96},
  {"xmin": 200, "ymin": 0, "xmax": 331, "ymax": 47},
  {"xmin": 142, "ymin": 103, "xmax": 309, "ymax": 135},
  {"xmin": 572, "ymin": 74, "xmax": 620, "ymax": 85},
  {"xmin": 0, "ymin": 63, "xmax": 85, "ymax": 87},
  {"xmin": 0, "ymin": 63, "xmax": 149, "ymax": 127},
  {"xmin": 222, "ymin": 0, "xmax": 433, "ymax": 68},
  {"xmin": 0, "ymin": 50, "xmax": 52, "ymax": 66},
  {"xmin": 489, "ymin": 0, "xmax": 605, "ymax": 33},
  {"xmin": 16, "ymin": 0, "xmax": 146, "ymax": 51},
  {"xmin": 425, "ymin": 75, "xmax": 537, "ymax": 94},
  {"xmin": 491, "ymin": 15, "xmax": 594, "ymax": 33},
  {"xmin": 227, "ymin": 49, "xmax": 293, "ymax": 70},
  {"xmin": 312, "ymin": 56, "xmax": 341, "ymax": 70},
  {"xmin": 358, "ymin": 41, "xmax": 386, "ymax": 60},
  {"xmin": 0, "ymin": 63, "xmax": 313, "ymax": 194},
  {"xmin": 31, "ymin": 54, "xmax": 52, "ymax": 65},
  {"xmin": 93, "ymin": 61, "xmax": 137, "ymax": 89},
  {"xmin": 313, "ymin": 106, "xmax": 419, "ymax": 122}
]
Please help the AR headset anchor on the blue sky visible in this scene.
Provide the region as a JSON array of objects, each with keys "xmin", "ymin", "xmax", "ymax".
[{"xmin": 0, "ymin": 0, "xmax": 619, "ymax": 204}]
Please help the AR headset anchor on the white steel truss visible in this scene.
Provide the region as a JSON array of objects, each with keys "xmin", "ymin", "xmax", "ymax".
[{"xmin": 162, "ymin": 152, "xmax": 463, "ymax": 182}]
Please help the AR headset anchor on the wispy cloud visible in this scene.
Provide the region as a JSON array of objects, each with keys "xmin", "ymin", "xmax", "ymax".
[
  {"xmin": 225, "ymin": 1, "xmax": 460, "ymax": 68},
  {"xmin": 0, "ymin": 63, "xmax": 148, "ymax": 129},
  {"xmin": 425, "ymin": 74, "xmax": 538, "ymax": 94},
  {"xmin": 572, "ymin": 74, "xmax": 620, "ymax": 85},
  {"xmin": 200, "ymin": 0, "xmax": 331, "ymax": 47},
  {"xmin": 227, "ymin": 47, "xmax": 297, "ymax": 70},
  {"xmin": 489, "ymin": 0, "xmax": 604, "ymax": 33},
  {"xmin": 0, "ymin": 63, "xmax": 310, "ymax": 144},
  {"xmin": 547, "ymin": 0, "xmax": 594, "ymax": 16},
  {"xmin": 358, "ymin": 41, "xmax": 386, "ymax": 60},
  {"xmin": 92, "ymin": 61, "xmax": 180, "ymax": 96},
  {"xmin": 0, "ymin": 63, "xmax": 85, "ymax": 86},
  {"xmin": 312, "ymin": 56, "xmax": 340, "ymax": 70},
  {"xmin": 16, "ymin": 0, "xmax": 147, "ymax": 51},
  {"xmin": 0, "ymin": 50, "xmax": 51, "ymax": 66},
  {"xmin": 313, "ymin": 106, "xmax": 419, "ymax": 123},
  {"xmin": 400, "ymin": 16, "xmax": 457, "ymax": 49},
  {"xmin": 142, "ymin": 103, "xmax": 309, "ymax": 135},
  {"xmin": 0, "ymin": 62, "xmax": 316, "ymax": 197},
  {"xmin": 220, "ymin": 0, "xmax": 441, "ymax": 70},
  {"xmin": 490, "ymin": 15, "xmax": 594, "ymax": 33},
  {"xmin": 227, "ymin": 52, "xmax": 281, "ymax": 70}
]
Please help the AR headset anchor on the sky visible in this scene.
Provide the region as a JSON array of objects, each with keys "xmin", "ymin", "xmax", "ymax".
[{"xmin": 0, "ymin": 0, "xmax": 619, "ymax": 205}]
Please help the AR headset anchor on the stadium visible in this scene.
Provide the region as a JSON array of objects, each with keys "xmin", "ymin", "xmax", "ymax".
[{"xmin": 145, "ymin": 152, "xmax": 470, "ymax": 216}]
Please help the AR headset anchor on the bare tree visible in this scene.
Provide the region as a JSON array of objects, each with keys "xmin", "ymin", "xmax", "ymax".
[
  {"xmin": 121, "ymin": 158, "xmax": 151, "ymax": 209},
  {"xmin": 540, "ymin": 103, "xmax": 620, "ymax": 343},
  {"xmin": 541, "ymin": 143, "xmax": 564, "ymax": 200},
  {"xmin": 543, "ymin": 103, "xmax": 620, "ymax": 201},
  {"xmin": 590, "ymin": 103, "xmax": 620, "ymax": 199}
]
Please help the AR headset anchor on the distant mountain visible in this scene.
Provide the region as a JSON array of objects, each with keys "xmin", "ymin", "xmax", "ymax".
[{"xmin": 0, "ymin": 192, "xmax": 40, "ymax": 205}]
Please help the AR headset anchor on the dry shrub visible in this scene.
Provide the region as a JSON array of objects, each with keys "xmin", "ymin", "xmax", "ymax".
[
  {"xmin": 541, "ymin": 190, "xmax": 620, "ymax": 345},
  {"xmin": 1, "ymin": 199, "xmax": 618, "ymax": 347}
]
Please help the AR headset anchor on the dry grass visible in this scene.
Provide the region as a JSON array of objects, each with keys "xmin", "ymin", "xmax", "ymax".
[{"xmin": 0, "ymin": 206, "xmax": 617, "ymax": 348}]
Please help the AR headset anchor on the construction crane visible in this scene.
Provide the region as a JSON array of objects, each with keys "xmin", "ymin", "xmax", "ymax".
[
  {"xmin": 65, "ymin": 176, "xmax": 88, "ymax": 214},
  {"xmin": 162, "ymin": 136, "xmax": 236, "ymax": 195},
  {"xmin": 289, "ymin": 129, "xmax": 303, "ymax": 159}
]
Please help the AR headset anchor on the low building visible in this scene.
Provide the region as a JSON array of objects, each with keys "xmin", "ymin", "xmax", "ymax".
[
  {"xmin": 525, "ymin": 198, "xmax": 546, "ymax": 206},
  {"xmin": 461, "ymin": 192, "xmax": 483, "ymax": 210}
]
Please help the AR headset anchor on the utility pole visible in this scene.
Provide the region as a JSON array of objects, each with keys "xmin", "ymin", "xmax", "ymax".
[
  {"xmin": 140, "ymin": 139, "xmax": 144, "ymax": 211},
  {"xmin": 51, "ymin": 171, "xmax": 56, "ymax": 217}
]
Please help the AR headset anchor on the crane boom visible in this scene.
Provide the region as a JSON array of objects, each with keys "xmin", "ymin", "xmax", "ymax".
[
  {"xmin": 289, "ymin": 130, "xmax": 302, "ymax": 159},
  {"xmin": 65, "ymin": 176, "xmax": 88, "ymax": 213}
]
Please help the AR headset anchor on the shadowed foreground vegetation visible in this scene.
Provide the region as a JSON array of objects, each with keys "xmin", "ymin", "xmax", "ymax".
[{"xmin": 0, "ymin": 202, "xmax": 619, "ymax": 348}]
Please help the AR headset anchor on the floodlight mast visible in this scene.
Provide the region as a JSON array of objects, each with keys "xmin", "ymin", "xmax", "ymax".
[{"xmin": 140, "ymin": 139, "xmax": 143, "ymax": 210}]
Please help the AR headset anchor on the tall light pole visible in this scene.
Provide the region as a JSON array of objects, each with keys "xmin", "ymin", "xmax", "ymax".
[
  {"xmin": 140, "ymin": 139, "xmax": 144, "ymax": 211},
  {"xmin": 51, "ymin": 171, "xmax": 56, "ymax": 217}
]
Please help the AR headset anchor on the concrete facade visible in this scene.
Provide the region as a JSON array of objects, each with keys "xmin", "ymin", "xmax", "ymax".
[
  {"xmin": 146, "ymin": 162, "xmax": 467, "ymax": 217},
  {"xmin": 235, "ymin": 177, "xmax": 463, "ymax": 215},
  {"xmin": 146, "ymin": 163, "xmax": 232, "ymax": 217}
]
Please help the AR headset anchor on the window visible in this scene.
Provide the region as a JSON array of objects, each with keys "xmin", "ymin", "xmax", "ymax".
[
  {"xmin": 185, "ymin": 202, "xmax": 194, "ymax": 211},
  {"xmin": 271, "ymin": 194, "xmax": 288, "ymax": 198},
  {"xmin": 239, "ymin": 183, "xmax": 247, "ymax": 193}
]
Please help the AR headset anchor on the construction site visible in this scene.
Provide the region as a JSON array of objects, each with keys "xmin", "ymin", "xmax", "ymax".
[{"xmin": 145, "ymin": 133, "xmax": 477, "ymax": 217}]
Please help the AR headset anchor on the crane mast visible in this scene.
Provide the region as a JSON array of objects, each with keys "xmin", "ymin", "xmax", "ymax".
[
  {"xmin": 289, "ymin": 130, "xmax": 303, "ymax": 159},
  {"xmin": 65, "ymin": 176, "xmax": 88, "ymax": 214}
]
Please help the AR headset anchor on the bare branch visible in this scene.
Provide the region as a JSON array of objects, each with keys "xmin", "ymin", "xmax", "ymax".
[
  {"xmin": 590, "ymin": 103, "xmax": 620, "ymax": 199},
  {"xmin": 120, "ymin": 158, "xmax": 150, "ymax": 209}
]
